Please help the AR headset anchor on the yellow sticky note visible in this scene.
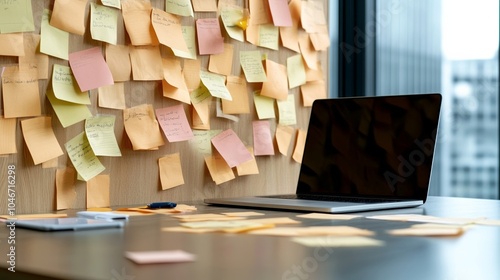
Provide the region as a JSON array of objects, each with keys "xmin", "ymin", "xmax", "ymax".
[
  {"xmin": 21, "ymin": 117, "xmax": 64, "ymax": 165},
  {"xmin": 240, "ymin": 51, "xmax": 267, "ymax": 83},
  {"xmin": 287, "ymin": 54, "xmax": 307, "ymax": 89},
  {"xmin": 0, "ymin": 0, "xmax": 35, "ymax": 33},
  {"xmin": 90, "ymin": 3, "xmax": 119, "ymax": 45},
  {"xmin": 172, "ymin": 26, "xmax": 198, "ymax": 59},
  {"xmin": 65, "ymin": 132, "xmax": 106, "ymax": 182},
  {"xmin": 46, "ymin": 89, "xmax": 92, "ymax": 128},
  {"xmin": 220, "ymin": 8, "xmax": 245, "ymax": 42},
  {"xmin": 253, "ymin": 91, "xmax": 275, "ymax": 120},
  {"xmin": 85, "ymin": 115, "xmax": 122, "ymax": 157},
  {"xmin": 166, "ymin": 0, "xmax": 194, "ymax": 16},
  {"xmin": 277, "ymin": 94, "xmax": 297, "ymax": 126},
  {"xmin": 40, "ymin": 9, "xmax": 69, "ymax": 60},
  {"xmin": 159, "ymin": 153, "xmax": 185, "ymax": 190},
  {"xmin": 52, "ymin": 64, "xmax": 91, "ymax": 105},
  {"xmin": 200, "ymin": 70, "xmax": 232, "ymax": 101},
  {"xmin": 258, "ymin": 24, "xmax": 279, "ymax": 50}
]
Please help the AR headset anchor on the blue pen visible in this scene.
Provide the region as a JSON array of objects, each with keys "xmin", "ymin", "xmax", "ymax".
[{"xmin": 147, "ymin": 202, "xmax": 177, "ymax": 209}]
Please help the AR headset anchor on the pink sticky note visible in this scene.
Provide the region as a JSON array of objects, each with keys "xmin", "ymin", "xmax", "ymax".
[
  {"xmin": 156, "ymin": 104, "xmax": 194, "ymax": 142},
  {"xmin": 253, "ymin": 120, "xmax": 275, "ymax": 156},
  {"xmin": 211, "ymin": 129, "xmax": 253, "ymax": 168},
  {"xmin": 196, "ymin": 18, "xmax": 224, "ymax": 55},
  {"xmin": 125, "ymin": 250, "xmax": 196, "ymax": 264},
  {"xmin": 269, "ymin": 0, "xmax": 293, "ymax": 27},
  {"xmin": 69, "ymin": 47, "xmax": 114, "ymax": 91}
]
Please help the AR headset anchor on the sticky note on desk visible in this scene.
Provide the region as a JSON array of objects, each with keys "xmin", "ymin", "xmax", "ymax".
[{"xmin": 125, "ymin": 250, "xmax": 195, "ymax": 264}]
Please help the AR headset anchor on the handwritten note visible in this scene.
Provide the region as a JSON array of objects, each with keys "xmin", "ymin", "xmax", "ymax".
[
  {"xmin": 196, "ymin": 18, "xmax": 224, "ymax": 55},
  {"xmin": 40, "ymin": 9, "xmax": 69, "ymax": 60},
  {"xmin": 258, "ymin": 24, "xmax": 279, "ymax": 50},
  {"xmin": 46, "ymin": 88, "xmax": 92, "ymax": 128},
  {"xmin": 21, "ymin": 117, "xmax": 64, "ymax": 165},
  {"xmin": 2, "ymin": 67, "xmax": 41, "ymax": 118},
  {"xmin": 156, "ymin": 104, "xmax": 194, "ymax": 142},
  {"xmin": 18, "ymin": 33, "xmax": 49, "ymax": 80},
  {"xmin": 252, "ymin": 120, "xmax": 275, "ymax": 156},
  {"xmin": 172, "ymin": 25, "xmax": 197, "ymax": 59},
  {"xmin": 0, "ymin": 0, "xmax": 35, "ymax": 33},
  {"xmin": 189, "ymin": 129, "xmax": 221, "ymax": 155},
  {"xmin": 65, "ymin": 132, "xmax": 106, "ymax": 182},
  {"xmin": 220, "ymin": 7, "xmax": 245, "ymax": 42},
  {"xmin": 101, "ymin": 0, "xmax": 121, "ymax": 9},
  {"xmin": 52, "ymin": 64, "xmax": 91, "ymax": 104},
  {"xmin": 90, "ymin": 3, "xmax": 118, "ymax": 45},
  {"xmin": 211, "ymin": 129, "xmax": 253, "ymax": 168},
  {"xmin": 240, "ymin": 51, "xmax": 267, "ymax": 83},
  {"xmin": 277, "ymin": 94, "xmax": 297, "ymax": 126},
  {"xmin": 151, "ymin": 8, "xmax": 189, "ymax": 53},
  {"xmin": 85, "ymin": 115, "xmax": 122, "ymax": 157},
  {"xmin": 159, "ymin": 153, "xmax": 185, "ymax": 190},
  {"xmin": 123, "ymin": 104, "xmax": 165, "ymax": 150},
  {"xmin": 200, "ymin": 70, "xmax": 232, "ymax": 101},
  {"xmin": 69, "ymin": 47, "xmax": 114, "ymax": 91},
  {"xmin": 166, "ymin": 0, "xmax": 194, "ymax": 17}
]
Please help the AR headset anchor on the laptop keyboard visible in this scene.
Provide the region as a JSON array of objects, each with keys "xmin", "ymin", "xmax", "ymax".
[{"xmin": 262, "ymin": 194, "xmax": 405, "ymax": 204}]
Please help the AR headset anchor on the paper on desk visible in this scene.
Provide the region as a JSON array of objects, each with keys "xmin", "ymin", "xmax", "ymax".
[
  {"xmin": 475, "ymin": 219, "xmax": 500, "ymax": 226},
  {"xmin": 173, "ymin": 213, "xmax": 244, "ymax": 222},
  {"xmin": 249, "ymin": 226, "xmax": 374, "ymax": 237},
  {"xmin": 125, "ymin": 250, "xmax": 195, "ymax": 264},
  {"xmin": 367, "ymin": 214, "xmax": 484, "ymax": 225},
  {"xmin": 292, "ymin": 236, "xmax": 384, "ymax": 247},
  {"xmin": 387, "ymin": 225, "xmax": 465, "ymax": 237},
  {"xmin": 296, "ymin": 213, "xmax": 361, "ymax": 220},
  {"xmin": 245, "ymin": 217, "xmax": 301, "ymax": 225},
  {"xmin": 0, "ymin": 213, "xmax": 67, "ymax": 221},
  {"xmin": 222, "ymin": 211, "xmax": 266, "ymax": 217}
]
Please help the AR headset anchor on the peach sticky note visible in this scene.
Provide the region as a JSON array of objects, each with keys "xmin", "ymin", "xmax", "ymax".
[
  {"xmin": 301, "ymin": 80, "xmax": 327, "ymax": 107},
  {"xmin": 156, "ymin": 104, "xmax": 194, "ymax": 142},
  {"xmin": 292, "ymin": 129, "xmax": 307, "ymax": 163},
  {"xmin": 298, "ymin": 31, "xmax": 318, "ymax": 70},
  {"xmin": 159, "ymin": 153, "xmax": 185, "ymax": 190},
  {"xmin": 86, "ymin": 175, "xmax": 110, "ymax": 208},
  {"xmin": 172, "ymin": 25, "xmax": 198, "ymax": 59},
  {"xmin": 56, "ymin": 167, "xmax": 77, "ymax": 210},
  {"xmin": 50, "ymin": 0, "xmax": 88, "ymax": 35},
  {"xmin": 211, "ymin": 129, "xmax": 253, "ymax": 168},
  {"xmin": 98, "ymin": 83, "xmax": 126, "ymax": 110},
  {"xmin": 65, "ymin": 132, "xmax": 106, "ymax": 182},
  {"xmin": 0, "ymin": 33, "xmax": 24, "ymax": 56},
  {"xmin": 105, "ymin": 44, "xmax": 131, "ymax": 82},
  {"xmin": 121, "ymin": 0, "xmax": 158, "ymax": 46},
  {"xmin": 252, "ymin": 120, "xmax": 274, "ymax": 156},
  {"xmin": 249, "ymin": 0, "xmax": 272, "ymax": 25},
  {"xmin": 151, "ymin": 8, "xmax": 189, "ymax": 53},
  {"xmin": 261, "ymin": 59, "xmax": 288, "ymax": 100},
  {"xmin": 0, "ymin": 117, "xmax": 17, "ymax": 155},
  {"xmin": 129, "ymin": 45, "xmax": 163, "ymax": 81},
  {"xmin": 123, "ymin": 104, "xmax": 165, "ymax": 150},
  {"xmin": 222, "ymin": 75, "xmax": 250, "ymax": 114},
  {"xmin": 280, "ymin": 0, "xmax": 300, "ymax": 53},
  {"xmin": 2, "ymin": 67, "xmax": 41, "ymax": 118},
  {"xmin": 236, "ymin": 147, "xmax": 259, "ymax": 176},
  {"xmin": 18, "ymin": 33, "xmax": 49, "ymax": 80},
  {"xmin": 208, "ymin": 43, "xmax": 234, "ymax": 76},
  {"xmin": 275, "ymin": 125, "xmax": 294, "ymax": 156},
  {"xmin": 192, "ymin": 0, "xmax": 217, "ymax": 12},
  {"xmin": 21, "ymin": 117, "xmax": 64, "ymax": 165},
  {"xmin": 196, "ymin": 18, "xmax": 224, "ymax": 55},
  {"xmin": 69, "ymin": 47, "xmax": 114, "ymax": 91},
  {"xmin": 204, "ymin": 154, "xmax": 235, "ymax": 185}
]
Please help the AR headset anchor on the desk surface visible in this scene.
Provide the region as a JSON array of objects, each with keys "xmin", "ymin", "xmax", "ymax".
[{"xmin": 1, "ymin": 196, "xmax": 500, "ymax": 280}]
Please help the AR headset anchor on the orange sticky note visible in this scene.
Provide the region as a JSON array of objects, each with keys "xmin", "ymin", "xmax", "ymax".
[
  {"xmin": 292, "ymin": 129, "xmax": 307, "ymax": 163},
  {"xmin": 275, "ymin": 125, "xmax": 294, "ymax": 156},
  {"xmin": 204, "ymin": 154, "xmax": 235, "ymax": 185},
  {"xmin": 236, "ymin": 147, "xmax": 259, "ymax": 176},
  {"xmin": 298, "ymin": 31, "xmax": 318, "ymax": 70},
  {"xmin": 208, "ymin": 43, "xmax": 234, "ymax": 76},
  {"xmin": 183, "ymin": 58, "xmax": 201, "ymax": 91},
  {"xmin": 261, "ymin": 59, "xmax": 288, "ymax": 100},
  {"xmin": 105, "ymin": 44, "xmax": 132, "ymax": 82},
  {"xmin": 249, "ymin": 0, "xmax": 272, "ymax": 25},
  {"xmin": 159, "ymin": 153, "xmax": 185, "ymax": 190},
  {"xmin": 50, "ymin": 0, "xmax": 88, "ymax": 35},
  {"xmin": 56, "ymin": 167, "xmax": 77, "ymax": 210},
  {"xmin": 86, "ymin": 175, "xmax": 110, "ymax": 209},
  {"xmin": 2, "ymin": 67, "xmax": 41, "ymax": 118},
  {"xmin": 0, "ymin": 33, "xmax": 24, "ymax": 56},
  {"xmin": 151, "ymin": 8, "xmax": 189, "ymax": 53},
  {"xmin": 21, "ymin": 116, "xmax": 64, "ymax": 165},
  {"xmin": 98, "ymin": 83, "xmax": 126, "ymax": 110},
  {"xmin": 0, "ymin": 117, "xmax": 17, "ymax": 155},
  {"xmin": 129, "ymin": 45, "xmax": 163, "ymax": 81},
  {"xmin": 301, "ymin": 80, "xmax": 327, "ymax": 107},
  {"xmin": 123, "ymin": 104, "xmax": 165, "ymax": 150},
  {"xmin": 121, "ymin": 0, "xmax": 159, "ymax": 46},
  {"xmin": 19, "ymin": 33, "xmax": 49, "ymax": 80},
  {"xmin": 222, "ymin": 75, "xmax": 250, "ymax": 114}
]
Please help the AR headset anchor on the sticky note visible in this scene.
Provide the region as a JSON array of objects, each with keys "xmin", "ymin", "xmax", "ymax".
[
  {"xmin": 21, "ymin": 117, "xmax": 64, "ymax": 165},
  {"xmin": 65, "ymin": 132, "xmax": 106, "ymax": 181},
  {"xmin": 159, "ymin": 153, "xmax": 185, "ymax": 190},
  {"xmin": 0, "ymin": 0, "xmax": 35, "ymax": 33},
  {"xmin": 240, "ymin": 51, "xmax": 267, "ymax": 83},
  {"xmin": 156, "ymin": 104, "xmax": 194, "ymax": 142},
  {"xmin": 69, "ymin": 47, "xmax": 114, "ymax": 91},
  {"xmin": 85, "ymin": 115, "xmax": 122, "ymax": 157},
  {"xmin": 196, "ymin": 18, "xmax": 224, "ymax": 55},
  {"xmin": 211, "ymin": 129, "xmax": 253, "ymax": 168},
  {"xmin": 90, "ymin": 3, "xmax": 119, "ymax": 45},
  {"xmin": 252, "ymin": 121, "xmax": 274, "ymax": 156}
]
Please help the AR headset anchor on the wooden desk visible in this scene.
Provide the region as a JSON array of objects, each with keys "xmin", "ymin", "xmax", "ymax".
[{"xmin": 1, "ymin": 196, "xmax": 500, "ymax": 280}]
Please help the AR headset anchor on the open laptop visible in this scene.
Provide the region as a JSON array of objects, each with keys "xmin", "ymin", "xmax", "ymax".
[{"xmin": 205, "ymin": 93, "xmax": 442, "ymax": 213}]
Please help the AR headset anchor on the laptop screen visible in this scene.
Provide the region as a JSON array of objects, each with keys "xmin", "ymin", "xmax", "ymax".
[{"xmin": 297, "ymin": 94, "xmax": 442, "ymax": 201}]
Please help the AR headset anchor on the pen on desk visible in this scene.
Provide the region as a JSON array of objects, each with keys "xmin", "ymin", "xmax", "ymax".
[{"xmin": 147, "ymin": 202, "xmax": 177, "ymax": 209}]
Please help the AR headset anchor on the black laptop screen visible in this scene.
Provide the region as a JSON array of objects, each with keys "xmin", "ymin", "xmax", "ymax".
[{"xmin": 297, "ymin": 94, "xmax": 442, "ymax": 201}]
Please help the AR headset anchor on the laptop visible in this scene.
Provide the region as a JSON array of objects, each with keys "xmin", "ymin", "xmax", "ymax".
[{"xmin": 205, "ymin": 93, "xmax": 442, "ymax": 213}]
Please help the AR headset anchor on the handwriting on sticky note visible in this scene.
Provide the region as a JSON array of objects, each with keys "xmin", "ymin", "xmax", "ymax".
[
  {"xmin": 200, "ymin": 70, "xmax": 232, "ymax": 101},
  {"xmin": 196, "ymin": 18, "xmax": 224, "ymax": 55},
  {"xmin": 156, "ymin": 104, "xmax": 194, "ymax": 142},
  {"xmin": 211, "ymin": 129, "xmax": 253, "ymax": 168},
  {"xmin": 240, "ymin": 51, "xmax": 267, "ymax": 83},
  {"xmin": 151, "ymin": 8, "xmax": 189, "ymax": 52},
  {"xmin": 90, "ymin": 3, "xmax": 118, "ymax": 45},
  {"xmin": 64, "ymin": 132, "xmax": 106, "ymax": 181},
  {"xmin": 85, "ymin": 115, "xmax": 122, "ymax": 157}
]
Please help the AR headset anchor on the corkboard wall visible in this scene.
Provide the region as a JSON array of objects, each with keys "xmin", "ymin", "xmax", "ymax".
[{"xmin": 0, "ymin": 0, "xmax": 329, "ymax": 214}]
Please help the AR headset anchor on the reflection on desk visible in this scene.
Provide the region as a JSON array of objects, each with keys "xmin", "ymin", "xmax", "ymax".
[{"xmin": 1, "ymin": 196, "xmax": 500, "ymax": 280}]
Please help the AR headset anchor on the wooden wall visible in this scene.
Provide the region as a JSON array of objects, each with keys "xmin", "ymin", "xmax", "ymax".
[{"xmin": 0, "ymin": 0, "xmax": 329, "ymax": 214}]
